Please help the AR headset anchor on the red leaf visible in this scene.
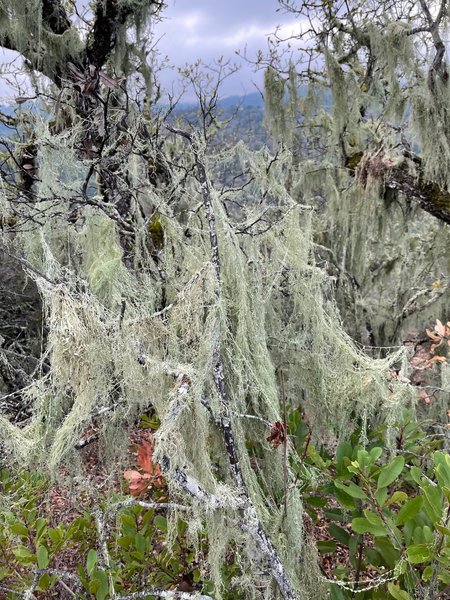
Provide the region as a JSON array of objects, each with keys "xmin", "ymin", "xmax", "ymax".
[
  {"xmin": 430, "ymin": 355, "xmax": 447, "ymax": 364},
  {"xmin": 267, "ymin": 421, "xmax": 287, "ymax": 449},
  {"xmin": 123, "ymin": 470, "xmax": 142, "ymax": 483},
  {"xmin": 137, "ymin": 440, "xmax": 154, "ymax": 474}
]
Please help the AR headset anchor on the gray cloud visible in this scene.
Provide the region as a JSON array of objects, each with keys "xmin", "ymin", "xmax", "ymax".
[
  {"xmin": 0, "ymin": 1, "xmax": 299, "ymax": 101},
  {"xmin": 154, "ymin": 0, "xmax": 299, "ymax": 98}
]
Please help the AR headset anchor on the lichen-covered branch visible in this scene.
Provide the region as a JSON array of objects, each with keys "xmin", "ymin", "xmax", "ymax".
[{"xmin": 165, "ymin": 123, "xmax": 298, "ymax": 600}]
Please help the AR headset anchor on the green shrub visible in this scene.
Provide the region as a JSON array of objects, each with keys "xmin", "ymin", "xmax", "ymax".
[{"xmin": 290, "ymin": 409, "xmax": 450, "ymax": 598}]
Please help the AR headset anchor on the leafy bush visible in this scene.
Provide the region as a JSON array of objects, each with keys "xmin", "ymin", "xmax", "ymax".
[
  {"xmin": 0, "ymin": 458, "xmax": 241, "ymax": 599},
  {"xmin": 0, "ymin": 410, "xmax": 448, "ymax": 599},
  {"xmin": 289, "ymin": 409, "xmax": 450, "ymax": 598}
]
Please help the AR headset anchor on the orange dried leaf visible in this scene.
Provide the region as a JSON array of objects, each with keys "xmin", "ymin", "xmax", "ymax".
[
  {"xmin": 430, "ymin": 355, "xmax": 447, "ymax": 364},
  {"xmin": 137, "ymin": 440, "xmax": 154, "ymax": 474},
  {"xmin": 123, "ymin": 470, "xmax": 142, "ymax": 483}
]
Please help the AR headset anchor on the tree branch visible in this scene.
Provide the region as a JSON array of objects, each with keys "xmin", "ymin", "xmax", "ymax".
[{"xmin": 164, "ymin": 123, "xmax": 298, "ymax": 600}]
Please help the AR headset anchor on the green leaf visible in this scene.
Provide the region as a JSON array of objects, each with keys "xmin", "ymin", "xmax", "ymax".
[
  {"xmin": 48, "ymin": 527, "xmax": 64, "ymax": 544},
  {"xmin": 374, "ymin": 538, "xmax": 400, "ymax": 568},
  {"xmin": 395, "ymin": 496, "xmax": 423, "ymax": 526},
  {"xmin": 334, "ymin": 480, "xmax": 368, "ymax": 500},
  {"xmin": 351, "ymin": 517, "xmax": 387, "ymax": 537},
  {"xmin": 369, "ymin": 446, "xmax": 383, "ymax": 464},
  {"xmin": 328, "ymin": 523, "xmax": 350, "ymax": 546},
  {"xmin": 363, "ymin": 509, "xmax": 384, "ymax": 527},
  {"xmin": 90, "ymin": 570, "xmax": 109, "ymax": 600},
  {"xmin": 317, "ymin": 540, "xmax": 337, "ymax": 553},
  {"xmin": 433, "ymin": 452, "xmax": 450, "ymax": 488},
  {"xmin": 435, "ymin": 523, "xmax": 450, "ymax": 536},
  {"xmin": 9, "ymin": 522, "xmax": 29, "ymax": 538},
  {"xmin": 13, "ymin": 545, "xmax": 35, "ymax": 563},
  {"xmin": 406, "ymin": 544, "xmax": 432, "ymax": 564},
  {"xmin": 37, "ymin": 573, "xmax": 53, "ymax": 591},
  {"xmin": 36, "ymin": 545, "xmax": 49, "ymax": 569},
  {"xmin": 422, "ymin": 484, "xmax": 443, "ymax": 524},
  {"xmin": 323, "ymin": 507, "xmax": 347, "ymax": 522},
  {"xmin": 386, "ymin": 491, "xmax": 408, "ymax": 507},
  {"xmin": 330, "ymin": 584, "xmax": 347, "ymax": 600},
  {"xmin": 35, "ymin": 518, "xmax": 48, "ymax": 539},
  {"xmin": 410, "ymin": 466, "xmax": 422, "ymax": 484},
  {"xmin": 134, "ymin": 533, "xmax": 146, "ymax": 555},
  {"xmin": 377, "ymin": 456, "xmax": 405, "ymax": 490},
  {"xmin": 422, "ymin": 525, "xmax": 434, "ymax": 544},
  {"xmin": 86, "ymin": 549, "xmax": 98, "ymax": 577},
  {"xmin": 333, "ymin": 487, "xmax": 356, "ymax": 509},
  {"xmin": 306, "ymin": 495, "xmax": 327, "ymax": 508},
  {"xmin": 387, "ymin": 582, "xmax": 413, "ymax": 599},
  {"xmin": 444, "ymin": 486, "xmax": 450, "ymax": 503},
  {"xmin": 335, "ymin": 442, "xmax": 353, "ymax": 471},
  {"xmin": 154, "ymin": 515, "xmax": 167, "ymax": 532},
  {"xmin": 365, "ymin": 547, "xmax": 382, "ymax": 567},
  {"xmin": 375, "ymin": 487, "xmax": 388, "ymax": 507},
  {"xmin": 438, "ymin": 568, "xmax": 450, "ymax": 584}
]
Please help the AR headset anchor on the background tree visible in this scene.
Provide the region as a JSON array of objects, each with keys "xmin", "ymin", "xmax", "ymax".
[{"xmin": 262, "ymin": 0, "xmax": 450, "ymax": 350}]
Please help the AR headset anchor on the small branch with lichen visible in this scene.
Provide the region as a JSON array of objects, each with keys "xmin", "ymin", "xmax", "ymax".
[{"xmin": 164, "ymin": 123, "xmax": 298, "ymax": 600}]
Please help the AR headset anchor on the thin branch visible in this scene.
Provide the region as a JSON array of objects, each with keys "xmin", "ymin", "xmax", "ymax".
[
  {"xmin": 115, "ymin": 590, "xmax": 213, "ymax": 600},
  {"xmin": 164, "ymin": 123, "xmax": 297, "ymax": 600},
  {"xmin": 0, "ymin": 242, "xmax": 59, "ymax": 285}
]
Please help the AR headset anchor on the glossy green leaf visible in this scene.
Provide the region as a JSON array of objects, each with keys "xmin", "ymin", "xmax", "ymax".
[
  {"xmin": 351, "ymin": 517, "xmax": 386, "ymax": 536},
  {"xmin": 387, "ymin": 582, "xmax": 413, "ymax": 599},
  {"xmin": 13, "ymin": 545, "xmax": 35, "ymax": 561},
  {"xmin": 328, "ymin": 523, "xmax": 350, "ymax": 546},
  {"xmin": 395, "ymin": 496, "xmax": 423, "ymax": 526},
  {"xmin": 433, "ymin": 452, "xmax": 450, "ymax": 488},
  {"xmin": 377, "ymin": 456, "xmax": 404, "ymax": 490},
  {"xmin": 154, "ymin": 515, "xmax": 167, "ymax": 532},
  {"xmin": 334, "ymin": 480, "xmax": 368, "ymax": 499},
  {"xmin": 375, "ymin": 487, "xmax": 388, "ymax": 507},
  {"xmin": 374, "ymin": 538, "xmax": 400, "ymax": 568},
  {"xmin": 422, "ymin": 484, "xmax": 443, "ymax": 524},
  {"xmin": 134, "ymin": 532, "xmax": 146, "ymax": 555},
  {"xmin": 369, "ymin": 446, "xmax": 383, "ymax": 464},
  {"xmin": 333, "ymin": 487, "xmax": 357, "ymax": 509},
  {"xmin": 406, "ymin": 544, "xmax": 432, "ymax": 564},
  {"xmin": 363, "ymin": 509, "xmax": 384, "ymax": 527},
  {"xmin": 435, "ymin": 523, "xmax": 450, "ymax": 536},
  {"xmin": 317, "ymin": 540, "xmax": 337, "ymax": 553},
  {"xmin": 86, "ymin": 549, "xmax": 98, "ymax": 577},
  {"xmin": 410, "ymin": 466, "xmax": 422, "ymax": 484},
  {"xmin": 9, "ymin": 522, "xmax": 29, "ymax": 538},
  {"xmin": 36, "ymin": 545, "xmax": 49, "ymax": 569},
  {"xmin": 90, "ymin": 570, "xmax": 109, "ymax": 600},
  {"xmin": 386, "ymin": 491, "xmax": 408, "ymax": 507},
  {"xmin": 335, "ymin": 442, "xmax": 353, "ymax": 470}
]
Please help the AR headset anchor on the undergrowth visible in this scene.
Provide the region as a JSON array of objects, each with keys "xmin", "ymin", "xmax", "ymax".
[{"xmin": 0, "ymin": 407, "xmax": 448, "ymax": 599}]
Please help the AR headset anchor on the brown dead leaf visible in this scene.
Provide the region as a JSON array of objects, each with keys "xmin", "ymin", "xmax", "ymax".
[{"xmin": 267, "ymin": 421, "xmax": 287, "ymax": 449}]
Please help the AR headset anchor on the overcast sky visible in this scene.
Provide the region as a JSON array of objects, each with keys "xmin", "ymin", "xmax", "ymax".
[
  {"xmin": 153, "ymin": 0, "xmax": 300, "ymax": 99},
  {"xmin": 0, "ymin": 1, "xmax": 300, "ymax": 102}
]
